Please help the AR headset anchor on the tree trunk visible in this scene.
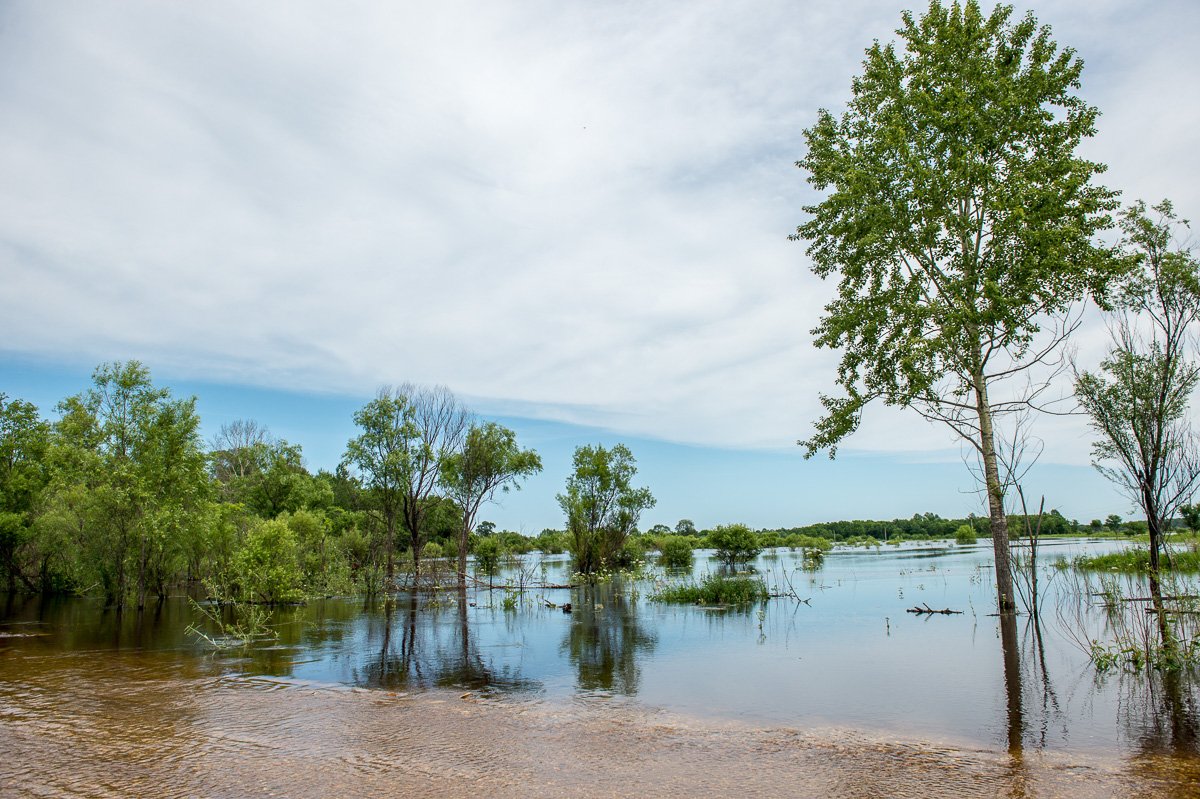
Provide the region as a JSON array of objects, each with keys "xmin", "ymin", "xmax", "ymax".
[
  {"xmin": 975, "ymin": 375, "xmax": 1017, "ymax": 613},
  {"xmin": 457, "ymin": 521, "xmax": 469, "ymax": 590},
  {"xmin": 384, "ymin": 510, "xmax": 396, "ymax": 590},
  {"xmin": 1143, "ymin": 485, "xmax": 1163, "ymax": 574}
]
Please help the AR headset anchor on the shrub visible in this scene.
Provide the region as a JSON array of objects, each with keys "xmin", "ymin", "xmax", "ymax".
[
  {"xmin": 233, "ymin": 518, "xmax": 304, "ymax": 604},
  {"xmin": 473, "ymin": 537, "xmax": 503, "ymax": 575},
  {"xmin": 954, "ymin": 524, "xmax": 977, "ymax": 545},
  {"xmin": 709, "ymin": 523, "xmax": 762, "ymax": 567},
  {"xmin": 784, "ymin": 533, "xmax": 833, "ymax": 551},
  {"xmin": 757, "ymin": 531, "xmax": 783, "ymax": 549},
  {"xmin": 659, "ymin": 536, "xmax": 694, "ymax": 569},
  {"xmin": 422, "ymin": 541, "xmax": 444, "ymax": 560},
  {"xmin": 652, "ymin": 573, "xmax": 768, "ymax": 605}
]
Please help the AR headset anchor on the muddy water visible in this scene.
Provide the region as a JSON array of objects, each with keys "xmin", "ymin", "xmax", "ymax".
[
  {"xmin": 3, "ymin": 540, "xmax": 1200, "ymax": 796},
  {"xmin": 2, "ymin": 652, "xmax": 1197, "ymax": 798}
]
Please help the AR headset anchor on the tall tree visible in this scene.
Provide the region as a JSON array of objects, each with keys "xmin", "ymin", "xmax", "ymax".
[
  {"xmin": 558, "ymin": 444, "xmax": 654, "ymax": 574},
  {"xmin": 1075, "ymin": 200, "xmax": 1200, "ymax": 574},
  {"xmin": 793, "ymin": 0, "xmax": 1120, "ymax": 612},
  {"xmin": 47, "ymin": 362, "xmax": 208, "ymax": 607},
  {"xmin": 343, "ymin": 390, "xmax": 417, "ymax": 587},
  {"xmin": 401, "ymin": 385, "xmax": 468, "ymax": 583},
  {"xmin": 441, "ymin": 421, "xmax": 542, "ymax": 586},
  {"xmin": 343, "ymin": 384, "xmax": 468, "ymax": 588}
]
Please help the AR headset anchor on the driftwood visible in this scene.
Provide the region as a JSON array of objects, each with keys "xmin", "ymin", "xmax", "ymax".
[
  {"xmin": 906, "ymin": 603, "xmax": 963, "ymax": 615},
  {"xmin": 1122, "ymin": 595, "xmax": 1200, "ymax": 602}
]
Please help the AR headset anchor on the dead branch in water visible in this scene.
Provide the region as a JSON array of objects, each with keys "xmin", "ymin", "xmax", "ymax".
[{"xmin": 907, "ymin": 604, "xmax": 963, "ymax": 615}]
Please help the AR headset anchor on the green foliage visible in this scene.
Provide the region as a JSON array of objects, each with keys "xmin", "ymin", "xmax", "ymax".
[
  {"xmin": 794, "ymin": 0, "xmax": 1118, "ymax": 614},
  {"xmin": 954, "ymin": 524, "xmax": 978, "ymax": 545},
  {"xmin": 473, "ymin": 536, "xmax": 503, "ymax": 575},
  {"xmin": 757, "ymin": 531, "xmax": 783, "ymax": 549},
  {"xmin": 1074, "ymin": 547, "xmax": 1200, "ymax": 574},
  {"xmin": 37, "ymin": 362, "xmax": 211, "ymax": 606},
  {"xmin": 1181, "ymin": 504, "xmax": 1200, "ymax": 533},
  {"xmin": 0, "ymin": 394, "xmax": 51, "ymax": 592},
  {"xmin": 534, "ymin": 528, "xmax": 569, "ymax": 554},
  {"xmin": 652, "ymin": 574, "xmax": 768, "ymax": 605},
  {"xmin": 782, "ymin": 533, "xmax": 832, "ymax": 551},
  {"xmin": 708, "ymin": 523, "xmax": 761, "ymax": 567},
  {"xmin": 558, "ymin": 444, "xmax": 655, "ymax": 574},
  {"xmin": 233, "ymin": 518, "xmax": 304, "ymax": 604},
  {"xmin": 659, "ymin": 536, "xmax": 694, "ymax": 569},
  {"xmin": 341, "ymin": 390, "xmax": 419, "ymax": 579},
  {"xmin": 615, "ymin": 536, "xmax": 645, "ymax": 570},
  {"xmin": 796, "ymin": 0, "xmax": 1118, "ymax": 458},
  {"xmin": 1076, "ymin": 200, "xmax": 1200, "ymax": 573},
  {"xmin": 674, "ymin": 519, "xmax": 697, "ymax": 536},
  {"xmin": 441, "ymin": 421, "xmax": 541, "ymax": 579}
]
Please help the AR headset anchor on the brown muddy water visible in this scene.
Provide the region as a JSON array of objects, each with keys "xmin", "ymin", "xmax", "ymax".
[{"xmin": 3, "ymin": 541, "xmax": 1200, "ymax": 797}]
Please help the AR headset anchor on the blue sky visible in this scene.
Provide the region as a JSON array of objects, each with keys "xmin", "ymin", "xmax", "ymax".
[{"xmin": 2, "ymin": 1, "xmax": 1197, "ymax": 531}]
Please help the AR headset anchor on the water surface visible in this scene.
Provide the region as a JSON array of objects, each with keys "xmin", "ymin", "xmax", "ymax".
[{"xmin": 3, "ymin": 539, "xmax": 1199, "ymax": 796}]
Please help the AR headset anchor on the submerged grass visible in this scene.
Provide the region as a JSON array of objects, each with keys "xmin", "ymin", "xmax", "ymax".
[{"xmin": 651, "ymin": 574, "xmax": 769, "ymax": 605}]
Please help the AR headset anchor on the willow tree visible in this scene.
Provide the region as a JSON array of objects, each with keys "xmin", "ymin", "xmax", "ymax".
[{"xmin": 794, "ymin": 1, "xmax": 1119, "ymax": 612}]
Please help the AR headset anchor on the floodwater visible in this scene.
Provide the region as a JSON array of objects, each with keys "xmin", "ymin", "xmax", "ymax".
[{"xmin": 3, "ymin": 540, "xmax": 1200, "ymax": 797}]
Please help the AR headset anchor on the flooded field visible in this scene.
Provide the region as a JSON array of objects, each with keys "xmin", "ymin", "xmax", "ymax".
[{"xmin": 3, "ymin": 539, "xmax": 1200, "ymax": 796}]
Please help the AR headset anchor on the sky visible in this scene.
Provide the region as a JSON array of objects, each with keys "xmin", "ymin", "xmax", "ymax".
[{"xmin": 2, "ymin": 0, "xmax": 1199, "ymax": 531}]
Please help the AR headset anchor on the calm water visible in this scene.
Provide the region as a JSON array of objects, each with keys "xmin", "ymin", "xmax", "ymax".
[{"xmin": 4, "ymin": 539, "xmax": 1200, "ymax": 796}]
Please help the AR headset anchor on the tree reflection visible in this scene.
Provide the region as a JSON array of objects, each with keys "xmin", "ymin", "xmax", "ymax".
[
  {"xmin": 353, "ymin": 592, "xmax": 535, "ymax": 692},
  {"xmin": 561, "ymin": 580, "xmax": 655, "ymax": 695}
]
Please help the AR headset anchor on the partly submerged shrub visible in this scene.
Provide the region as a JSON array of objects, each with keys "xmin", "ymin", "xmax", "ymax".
[
  {"xmin": 709, "ymin": 523, "xmax": 762, "ymax": 567},
  {"xmin": 473, "ymin": 537, "xmax": 503, "ymax": 575},
  {"xmin": 954, "ymin": 524, "xmax": 977, "ymax": 545},
  {"xmin": 659, "ymin": 536, "xmax": 694, "ymax": 569},
  {"xmin": 652, "ymin": 573, "xmax": 768, "ymax": 605}
]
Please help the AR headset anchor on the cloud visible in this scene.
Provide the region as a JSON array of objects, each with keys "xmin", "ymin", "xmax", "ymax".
[{"xmin": 1, "ymin": 0, "xmax": 1198, "ymax": 461}]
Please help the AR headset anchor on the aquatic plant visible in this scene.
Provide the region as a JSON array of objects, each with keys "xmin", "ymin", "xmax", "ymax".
[
  {"xmin": 1074, "ymin": 547, "xmax": 1200, "ymax": 573},
  {"xmin": 651, "ymin": 574, "xmax": 768, "ymax": 605}
]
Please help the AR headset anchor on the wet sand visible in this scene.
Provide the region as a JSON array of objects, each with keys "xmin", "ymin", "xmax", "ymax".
[{"xmin": 2, "ymin": 652, "xmax": 1199, "ymax": 798}]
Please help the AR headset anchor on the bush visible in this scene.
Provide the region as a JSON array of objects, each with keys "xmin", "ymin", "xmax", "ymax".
[
  {"xmin": 659, "ymin": 536, "xmax": 694, "ymax": 569},
  {"xmin": 757, "ymin": 531, "xmax": 783, "ymax": 549},
  {"xmin": 954, "ymin": 524, "xmax": 977, "ymax": 545},
  {"xmin": 784, "ymin": 533, "xmax": 833, "ymax": 551},
  {"xmin": 233, "ymin": 518, "xmax": 304, "ymax": 604},
  {"xmin": 422, "ymin": 541, "xmax": 444, "ymax": 560},
  {"xmin": 652, "ymin": 573, "xmax": 768, "ymax": 605},
  {"xmin": 614, "ymin": 537, "xmax": 645, "ymax": 569},
  {"xmin": 708, "ymin": 523, "xmax": 762, "ymax": 567},
  {"xmin": 473, "ymin": 537, "xmax": 503, "ymax": 575}
]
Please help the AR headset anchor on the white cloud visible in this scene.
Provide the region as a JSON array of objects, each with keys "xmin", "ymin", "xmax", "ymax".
[{"xmin": 1, "ymin": 0, "xmax": 1198, "ymax": 460}]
